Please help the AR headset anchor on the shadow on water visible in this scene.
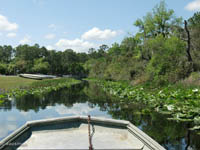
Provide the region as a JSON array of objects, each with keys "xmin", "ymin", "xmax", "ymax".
[{"xmin": 0, "ymin": 81, "xmax": 200, "ymax": 149}]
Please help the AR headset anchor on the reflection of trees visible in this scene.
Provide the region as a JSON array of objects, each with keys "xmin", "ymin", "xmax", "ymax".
[
  {"xmin": 188, "ymin": 129, "xmax": 200, "ymax": 150},
  {"xmin": 84, "ymin": 82, "xmax": 200, "ymax": 150},
  {"xmin": 83, "ymin": 82, "xmax": 115, "ymax": 111},
  {"xmin": 1, "ymin": 82, "xmax": 88, "ymax": 112},
  {"xmin": 0, "ymin": 100, "xmax": 12, "ymax": 111},
  {"xmin": 140, "ymin": 113, "xmax": 187, "ymax": 149}
]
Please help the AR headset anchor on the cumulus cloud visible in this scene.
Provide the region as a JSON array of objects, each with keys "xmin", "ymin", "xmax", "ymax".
[
  {"xmin": 0, "ymin": 14, "xmax": 18, "ymax": 31},
  {"xmin": 81, "ymin": 27, "xmax": 121, "ymax": 41},
  {"xmin": 6, "ymin": 32, "xmax": 16, "ymax": 38},
  {"xmin": 55, "ymin": 38, "xmax": 95, "ymax": 52},
  {"xmin": 19, "ymin": 35, "xmax": 31, "ymax": 44},
  {"xmin": 185, "ymin": 0, "xmax": 200, "ymax": 11},
  {"xmin": 44, "ymin": 33, "xmax": 55, "ymax": 39},
  {"xmin": 46, "ymin": 45, "xmax": 54, "ymax": 50}
]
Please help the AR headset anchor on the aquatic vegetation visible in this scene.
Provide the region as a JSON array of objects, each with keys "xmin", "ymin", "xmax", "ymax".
[
  {"xmin": 88, "ymin": 79, "xmax": 200, "ymax": 132},
  {"xmin": 0, "ymin": 78, "xmax": 81, "ymax": 101}
]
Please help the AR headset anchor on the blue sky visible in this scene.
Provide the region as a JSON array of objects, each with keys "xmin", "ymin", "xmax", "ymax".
[{"xmin": 0, "ymin": 0, "xmax": 199, "ymax": 53}]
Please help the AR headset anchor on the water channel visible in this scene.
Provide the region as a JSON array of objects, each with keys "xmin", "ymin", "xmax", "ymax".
[{"xmin": 0, "ymin": 81, "xmax": 200, "ymax": 150}]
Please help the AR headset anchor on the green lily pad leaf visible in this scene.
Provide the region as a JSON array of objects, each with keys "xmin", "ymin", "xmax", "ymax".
[
  {"xmin": 190, "ymin": 126, "xmax": 200, "ymax": 131},
  {"xmin": 167, "ymin": 117, "xmax": 193, "ymax": 122},
  {"xmin": 194, "ymin": 116, "xmax": 200, "ymax": 124}
]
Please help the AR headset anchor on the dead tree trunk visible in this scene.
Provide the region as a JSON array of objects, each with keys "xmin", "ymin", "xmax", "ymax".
[{"xmin": 184, "ymin": 20, "xmax": 192, "ymax": 62}]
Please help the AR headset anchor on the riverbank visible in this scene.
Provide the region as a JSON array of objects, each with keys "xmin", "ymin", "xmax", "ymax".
[
  {"xmin": 0, "ymin": 77, "xmax": 81, "ymax": 102},
  {"xmin": 87, "ymin": 78, "xmax": 200, "ymax": 133}
]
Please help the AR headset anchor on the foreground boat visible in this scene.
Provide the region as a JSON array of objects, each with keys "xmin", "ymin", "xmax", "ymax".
[
  {"xmin": 19, "ymin": 74, "xmax": 57, "ymax": 80},
  {"xmin": 0, "ymin": 116, "xmax": 165, "ymax": 150}
]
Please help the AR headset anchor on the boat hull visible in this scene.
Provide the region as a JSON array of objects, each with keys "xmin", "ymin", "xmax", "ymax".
[
  {"xmin": 0, "ymin": 116, "xmax": 165, "ymax": 150},
  {"xmin": 19, "ymin": 74, "xmax": 56, "ymax": 80}
]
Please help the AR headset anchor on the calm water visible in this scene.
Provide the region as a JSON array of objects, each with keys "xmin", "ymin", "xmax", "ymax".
[{"xmin": 0, "ymin": 81, "xmax": 200, "ymax": 150}]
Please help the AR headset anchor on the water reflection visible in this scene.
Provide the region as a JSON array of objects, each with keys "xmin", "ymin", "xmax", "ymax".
[{"xmin": 0, "ymin": 81, "xmax": 200, "ymax": 149}]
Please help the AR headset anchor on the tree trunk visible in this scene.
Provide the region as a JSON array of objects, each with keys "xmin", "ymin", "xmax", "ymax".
[{"xmin": 184, "ymin": 20, "xmax": 192, "ymax": 62}]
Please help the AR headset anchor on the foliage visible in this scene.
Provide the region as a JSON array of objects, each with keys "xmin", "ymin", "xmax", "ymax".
[
  {"xmin": 88, "ymin": 79, "xmax": 200, "ymax": 132},
  {"xmin": 134, "ymin": 0, "xmax": 182, "ymax": 39},
  {"xmin": 188, "ymin": 12, "xmax": 200, "ymax": 71},
  {"xmin": 0, "ymin": 44, "xmax": 89, "ymax": 76},
  {"xmin": 32, "ymin": 58, "xmax": 50, "ymax": 74},
  {"xmin": 0, "ymin": 45, "xmax": 14, "ymax": 64},
  {"xmin": 0, "ymin": 78, "xmax": 81, "ymax": 101},
  {"xmin": 188, "ymin": 12, "xmax": 200, "ymax": 28},
  {"xmin": 146, "ymin": 35, "xmax": 190, "ymax": 84},
  {"xmin": 0, "ymin": 1, "xmax": 199, "ymax": 86},
  {"xmin": 86, "ymin": 1, "xmax": 200, "ymax": 86},
  {"xmin": 0, "ymin": 63, "xmax": 7, "ymax": 74}
]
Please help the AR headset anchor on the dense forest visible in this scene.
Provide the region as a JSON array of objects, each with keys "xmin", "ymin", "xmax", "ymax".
[{"xmin": 0, "ymin": 1, "xmax": 200, "ymax": 86}]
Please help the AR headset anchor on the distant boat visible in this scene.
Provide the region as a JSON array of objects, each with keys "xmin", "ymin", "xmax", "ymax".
[
  {"xmin": 0, "ymin": 116, "xmax": 165, "ymax": 150},
  {"xmin": 19, "ymin": 74, "xmax": 57, "ymax": 80}
]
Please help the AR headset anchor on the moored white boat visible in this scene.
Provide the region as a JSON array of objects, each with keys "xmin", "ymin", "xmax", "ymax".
[{"xmin": 19, "ymin": 74, "xmax": 57, "ymax": 80}]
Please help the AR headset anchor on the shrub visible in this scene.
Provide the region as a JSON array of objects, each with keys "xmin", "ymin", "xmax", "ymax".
[
  {"xmin": 146, "ymin": 35, "xmax": 191, "ymax": 85},
  {"xmin": 0, "ymin": 63, "xmax": 7, "ymax": 75}
]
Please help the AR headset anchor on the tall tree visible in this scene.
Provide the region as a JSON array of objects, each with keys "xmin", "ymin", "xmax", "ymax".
[
  {"xmin": 0, "ymin": 45, "xmax": 14, "ymax": 63},
  {"xmin": 97, "ymin": 44, "xmax": 109, "ymax": 57},
  {"xmin": 188, "ymin": 12, "xmax": 200, "ymax": 52},
  {"xmin": 134, "ymin": 0, "xmax": 182, "ymax": 40}
]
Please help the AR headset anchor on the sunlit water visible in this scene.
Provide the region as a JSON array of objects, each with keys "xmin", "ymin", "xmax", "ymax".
[{"xmin": 0, "ymin": 81, "xmax": 200, "ymax": 150}]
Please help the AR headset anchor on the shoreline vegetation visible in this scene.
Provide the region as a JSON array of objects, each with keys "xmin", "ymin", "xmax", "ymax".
[
  {"xmin": 0, "ymin": 76, "xmax": 81, "ymax": 103},
  {"xmin": 86, "ymin": 78, "xmax": 200, "ymax": 133}
]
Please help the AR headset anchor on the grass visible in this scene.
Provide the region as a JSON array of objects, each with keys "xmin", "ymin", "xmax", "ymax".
[
  {"xmin": 0, "ymin": 76, "xmax": 39, "ymax": 91},
  {"xmin": 0, "ymin": 76, "xmax": 81, "ymax": 98}
]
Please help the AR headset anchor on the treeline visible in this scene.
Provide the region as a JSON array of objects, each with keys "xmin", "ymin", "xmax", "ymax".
[
  {"xmin": 0, "ymin": 43, "xmax": 111, "ymax": 76},
  {"xmin": 0, "ymin": 1, "xmax": 200, "ymax": 86},
  {"xmin": 0, "ymin": 44, "xmax": 88, "ymax": 76},
  {"xmin": 86, "ymin": 1, "xmax": 200, "ymax": 85}
]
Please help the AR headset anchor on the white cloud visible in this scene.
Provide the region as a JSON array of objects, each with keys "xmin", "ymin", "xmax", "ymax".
[
  {"xmin": 19, "ymin": 35, "xmax": 31, "ymax": 44},
  {"xmin": 6, "ymin": 32, "xmax": 16, "ymax": 38},
  {"xmin": 81, "ymin": 27, "xmax": 121, "ymax": 41},
  {"xmin": 48, "ymin": 24, "xmax": 56, "ymax": 30},
  {"xmin": 44, "ymin": 33, "xmax": 55, "ymax": 39},
  {"xmin": 55, "ymin": 38, "xmax": 95, "ymax": 52},
  {"xmin": 185, "ymin": 0, "xmax": 200, "ymax": 11},
  {"xmin": 46, "ymin": 45, "xmax": 54, "ymax": 50},
  {"xmin": 0, "ymin": 14, "xmax": 18, "ymax": 31}
]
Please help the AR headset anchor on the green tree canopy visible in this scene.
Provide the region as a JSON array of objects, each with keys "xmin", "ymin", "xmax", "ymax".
[{"xmin": 134, "ymin": 0, "xmax": 182, "ymax": 39}]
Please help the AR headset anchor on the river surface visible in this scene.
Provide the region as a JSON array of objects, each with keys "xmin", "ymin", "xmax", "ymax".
[{"xmin": 0, "ymin": 81, "xmax": 200, "ymax": 150}]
